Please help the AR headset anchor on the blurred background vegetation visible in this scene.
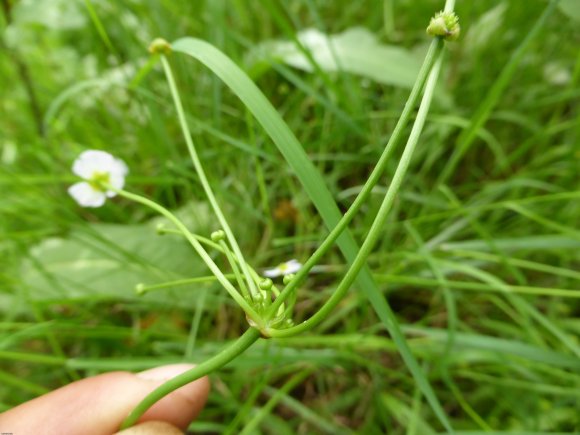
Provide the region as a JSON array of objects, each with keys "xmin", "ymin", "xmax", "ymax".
[{"xmin": 1, "ymin": 0, "xmax": 579, "ymax": 432}]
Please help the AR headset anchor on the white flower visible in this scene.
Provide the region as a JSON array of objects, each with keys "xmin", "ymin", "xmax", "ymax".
[
  {"xmin": 68, "ymin": 150, "xmax": 128, "ymax": 208},
  {"xmin": 263, "ymin": 259, "xmax": 303, "ymax": 278}
]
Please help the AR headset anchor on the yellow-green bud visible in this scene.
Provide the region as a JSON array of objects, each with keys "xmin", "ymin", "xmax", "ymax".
[
  {"xmin": 426, "ymin": 11, "xmax": 460, "ymax": 41},
  {"xmin": 259, "ymin": 278, "xmax": 273, "ymax": 291},
  {"xmin": 283, "ymin": 274, "xmax": 295, "ymax": 285},
  {"xmin": 210, "ymin": 230, "xmax": 226, "ymax": 242},
  {"xmin": 148, "ymin": 38, "xmax": 172, "ymax": 55},
  {"xmin": 135, "ymin": 283, "xmax": 146, "ymax": 295}
]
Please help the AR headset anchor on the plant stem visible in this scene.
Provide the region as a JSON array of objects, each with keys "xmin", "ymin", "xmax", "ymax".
[
  {"xmin": 158, "ymin": 228, "xmax": 282, "ymax": 298},
  {"xmin": 266, "ymin": 39, "xmax": 443, "ymax": 319},
  {"xmin": 114, "ymin": 188, "xmax": 260, "ymax": 322},
  {"xmin": 267, "ymin": 50, "xmax": 445, "ymax": 337},
  {"xmin": 136, "ymin": 274, "xmax": 236, "ymax": 294},
  {"xmin": 161, "ymin": 55, "xmax": 260, "ymax": 301},
  {"xmin": 120, "ymin": 327, "xmax": 261, "ymax": 429},
  {"xmin": 219, "ymin": 239, "xmax": 252, "ymax": 300}
]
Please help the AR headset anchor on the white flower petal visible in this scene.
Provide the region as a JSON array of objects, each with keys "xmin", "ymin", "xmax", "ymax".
[
  {"xmin": 107, "ymin": 172, "xmax": 126, "ymax": 192},
  {"xmin": 112, "ymin": 157, "xmax": 129, "ymax": 177},
  {"xmin": 68, "ymin": 182, "xmax": 107, "ymax": 208},
  {"xmin": 263, "ymin": 267, "xmax": 282, "ymax": 278},
  {"xmin": 263, "ymin": 259, "xmax": 303, "ymax": 278},
  {"xmin": 285, "ymin": 259, "xmax": 303, "ymax": 274},
  {"xmin": 69, "ymin": 150, "xmax": 128, "ymax": 205},
  {"xmin": 72, "ymin": 150, "xmax": 115, "ymax": 179}
]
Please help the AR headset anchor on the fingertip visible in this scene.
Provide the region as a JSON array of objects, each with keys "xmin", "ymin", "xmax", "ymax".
[
  {"xmin": 134, "ymin": 364, "xmax": 210, "ymax": 429},
  {"xmin": 0, "ymin": 364, "xmax": 211, "ymax": 435}
]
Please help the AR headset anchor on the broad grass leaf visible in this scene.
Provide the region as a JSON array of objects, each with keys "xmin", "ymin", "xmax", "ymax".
[
  {"xmin": 558, "ymin": 0, "xmax": 580, "ymax": 21},
  {"xmin": 21, "ymin": 202, "xmax": 214, "ymax": 305},
  {"xmin": 249, "ymin": 27, "xmax": 421, "ymax": 88}
]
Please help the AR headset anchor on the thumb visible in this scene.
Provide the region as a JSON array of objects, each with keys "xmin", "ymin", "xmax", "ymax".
[{"xmin": 0, "ymin": 364, "xmax": 210, "ymax": 435}]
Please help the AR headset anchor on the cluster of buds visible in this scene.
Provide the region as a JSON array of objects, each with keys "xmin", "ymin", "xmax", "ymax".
[{"xmin": 426, "ymin": 11, "xmax": 460, "ymax": 41}]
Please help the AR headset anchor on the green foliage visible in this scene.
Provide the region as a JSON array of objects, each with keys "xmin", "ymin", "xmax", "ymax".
[
  {"xmin": 249, "ymin": 27, "xmax": 423, "ymax": 88},
  {"xmin": 1, "ymin": 0, "xmax": 579, "ymax": 433}
]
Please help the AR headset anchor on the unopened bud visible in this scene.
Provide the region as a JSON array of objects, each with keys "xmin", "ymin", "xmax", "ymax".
[
  {"xmin": 210, "ymin": 230, "xmax": 226, "ymax": 242},
  {"xmin": 259, "ymin": 278, "xmax": 273, "ymax": 291},
  {"xmin": 148, "ymin": 38, "xmax": 172, "ymax": 55},
  {"xmin": 427, "ymin": 11, "xmax": 460, "ymax": 41}
]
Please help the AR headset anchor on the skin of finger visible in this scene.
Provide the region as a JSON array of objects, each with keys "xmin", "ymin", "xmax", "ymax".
[
  {"xmin": 0, "ymin": 371, "xmax": 210, "ymax": 435},
  {"xmin": 114, "ymin": 421, "xmax": 183, "ymax": 435}
]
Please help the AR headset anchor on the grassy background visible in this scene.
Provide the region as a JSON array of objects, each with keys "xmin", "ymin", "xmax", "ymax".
[{"xmin": 1, "ymin": 0, "xmax": 579, "ymax": 433}]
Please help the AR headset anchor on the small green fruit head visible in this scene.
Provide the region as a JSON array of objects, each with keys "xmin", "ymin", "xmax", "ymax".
[{"xmin": 426, "ymin": 11, "xmax": 460, "ymax": 41}]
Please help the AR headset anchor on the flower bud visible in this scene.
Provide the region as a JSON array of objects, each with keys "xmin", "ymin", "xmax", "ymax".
[
  {"xmin": 426, "ymin": 11, "xmax": 460, "ymax": 41},
  {"xmin": 135, "ymin": 283, "xmax": 146, "ymax": 295},
  {"xmin": 283, "ymin": 273, "xmax": 295, "ymax": 285},
  {"xmin": 148, "ymin": 38, "xmax": 172, "ymax": 55},
  {"xmin": 210, "ymin": 230, "xmax": 226, "ymax": 242},
  {"xmin": 259, "ymin": 278, "xmax": 273, "ymax": 291}
]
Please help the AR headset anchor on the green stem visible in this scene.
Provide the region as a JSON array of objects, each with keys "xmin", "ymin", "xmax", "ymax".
[
  {"xmin": 136, "ymin": 274, "xmax": 236, "ymax": 294},
  {"xmin": 161, "ymin": 55, "xmax": 260, "ymax": 301},
  {"xmin": 266, "ymin": 39, "xmax": 443, "ymax": 319},
  {"xmin": 444, "ymin": 0, "xmax": 456, "ymax": 13},
  {"xmin": 159, "ymin": 227, "xmax": 282, "ymax": 298},
  {"xmin": 267, "ymin": 50, "xmax": 444, "ymax": 337},
  {"xmin": 113, "ymin": 187, "xmax": 260, "ymax": 322},
  {"xmin": 120, "ymin": 328, "xmax": 261, "ymax": 429},
  {"xmin": 219, "ymin": 239, "xmax": 252, "ymax": 300}
]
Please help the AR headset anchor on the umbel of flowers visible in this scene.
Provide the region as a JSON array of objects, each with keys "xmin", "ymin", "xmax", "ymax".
[{"xmin": 68, "ymin": 6, "xmax": 461, "ymax": 429}]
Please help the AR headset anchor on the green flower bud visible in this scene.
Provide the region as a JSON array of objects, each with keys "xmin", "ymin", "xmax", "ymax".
[
  {"xmin": 259, "ymin": 278, "xmax": 273, "ymax": 291},
  {"xmin": 135, "ymin": 283, "xmax": 146, "ymax": 295},
  {"xmin": 426, "ymin": 11, "xmax": 460, "ymax": 41},
  {"xmin": 148, "ymin": 38, "xmax": 172, "ymax": 55},
  {"xmin": 283, "ymin": 273, "xmax": 295, "ymax": 285},
  {"xmin": 210, "ymin": 230, "xmax": 226, "ymax": 242}
]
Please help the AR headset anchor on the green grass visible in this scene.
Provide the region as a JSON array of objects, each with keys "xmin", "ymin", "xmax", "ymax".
[{"xmin": 1, "ymin": 0, "xmax": 579, "ymax": 433}]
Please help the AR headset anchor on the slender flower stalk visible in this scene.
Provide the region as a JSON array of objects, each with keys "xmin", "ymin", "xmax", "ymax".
[
  {"xmin": 160, "ymin": 55, "xmax": 261, "ymax": 301},
  {"xmin": 218, "ymin": 238, "xmax": 252, "ymax": 300},
  {"xmin": 145, "ymin": 228, "xmax": 284, "ymax": 299},
  {"xmin": 135, "ymin": 274, "xmax": 236, "ymax": 294},
  {"xmin": 265, "ymin": 39, "xmax": 444, "ymax": 321},
  {"xmin": 266, "ymin": 50, "xmax": 445, "ymax": 337},
  {"xmin": 110, "ymin": 186, "xmax": 262, "ymax": 323}
]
